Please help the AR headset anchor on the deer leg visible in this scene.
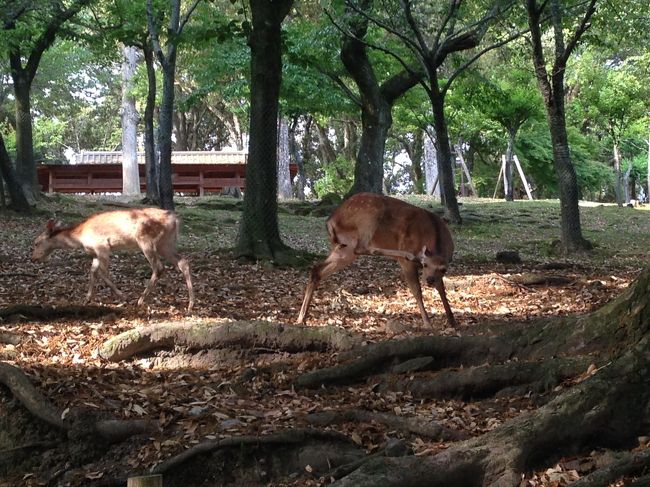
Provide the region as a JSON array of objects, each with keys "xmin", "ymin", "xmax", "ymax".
[
  {"xmin": 398, "ymin": 259, "xmax": 431, "ymax": 327},
  {"xmin": 159, "ymin": 246, "xmax": 195, "ymax": 312},
  {"xmin": 297, "ymin": 244, "xmax": 356, "ymax": 324},
  {"xmin": 96, "ymin": 258, "xmax": 125, "ymax": 299},
  {"xmin": 138, "ymin": 247, "xmax": 163, "ymax": 307},
  {"xmin": 85, "ymin": 258, "xmax": 101, "ymax": 303},
  {"xmin": 434, "ymin": 279, "xmax": 457, "ymax": 328}
]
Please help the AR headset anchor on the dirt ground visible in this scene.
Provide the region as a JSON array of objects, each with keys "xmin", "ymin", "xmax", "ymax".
[{"xmin": 0, "ymin": 195, "xmax": 647, "ymax": 486}]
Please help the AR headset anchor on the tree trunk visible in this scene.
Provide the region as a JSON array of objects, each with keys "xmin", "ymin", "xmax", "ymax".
[
  {"xmin": 623, "ymin": 160, "xmax": 632, "ymax": 205},
  {"xmin": 548, "ymin": 98, "xmax": 591, "ymax": 252},
  {"xmin": 340, "ymin": 1, "xmax": 419, "ymax": 198},
  {"xmin": 526, "ymin": 0, "xmax": 593, "ymax": 254},
  {"xmin": 0, "ymin": 133, "xmax": 30, "ymax": 212},
  {"xmin": 340, "ymin": 21, "xmax": 391, "ymax": 197},
  {"xmin": 158, "ymin": 56, "xmax": 177, "ymax": 211},
  {"xmin": 289, "ymin": 116, "xmax": 306, "ymax": 201},
  {"xmin": 411, "ymin": 129, "xmax": 424, "ymax": 194},
  {"xmin": 315, "ymin": 122, "xmax": 337, "ymax": 165},
  {"xmin": 613, "ymin": 141, "xmax": 623, "ymax": 207},
  {"xmin": 423, "ymin": 132, "xmax": 440, "ymax": 198},
  {"xmin": 121, "ymin": 44, "xmax": 141, "ymax": 197},
  {"xmin": 429, "ymin": 88, "xmax": 461, "ymax": 224},
  {"xmin": 646, "ymin": 135, "xmax": 650, "ymax": 203},
  {"xmin": 11, "ymin": 74, "xmax": 37, "ymax": 201},
  {"xmin": 505, "ymin": 129, "xmax": 515, "ymax": 201},
  {"xmin": 142, "ymin": 41, "xmax": 159, "ymax": 205},
  {"xmin": 235, "ymin": 0, "xmax": 293, "ymax": 262},
  {"xmin": 277, "ymin": 117, "xmax": 292, "ymax": 200},
  {"xmin": 343, "ymin": 120, "xmax": 358, "ymax": 162}
]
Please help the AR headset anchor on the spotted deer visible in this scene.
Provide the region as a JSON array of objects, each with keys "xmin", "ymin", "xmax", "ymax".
[
  {"xmin": 297, "ymin": 193, "xmax": 456, "ymax": 327},
  {"xmin": 32, "ymin": 208, "xmax": 194, "ymax": 311}
]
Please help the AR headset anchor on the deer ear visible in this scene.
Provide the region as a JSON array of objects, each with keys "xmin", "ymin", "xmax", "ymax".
[
  {"xmin": 45, "ymin": 219, "xmax": 60, "ymax": 234},
  {"xmin": 417, "ymin": 245, "xmax": 428, "ymax": 262}
]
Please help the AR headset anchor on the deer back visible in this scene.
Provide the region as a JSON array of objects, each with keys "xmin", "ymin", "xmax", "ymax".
[{"xmin": 328, "ymin": 193, "xmax": 453, "ymax": 261}]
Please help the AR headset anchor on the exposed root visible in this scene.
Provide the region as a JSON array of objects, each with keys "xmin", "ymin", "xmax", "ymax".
[
  {"xmin": 0, "ymin": 362, "xmax": 65, "ymax": 430},
  {"xmin": 332, "ymin": 333, "xmax": 650, "ymax": 486},
  {"xmin": 306, "ymin": 409, "xmax": 466, "ymax": 441},
  {"xmin": 570, "ymin": 448, "xmax": 650, "ymax": 487},
  {"xmin": 100, "ymin": 320, "xmax": 359, "ymax": 362},
  {"xmin": 152, "ymin": 429, "xmax": 362, "ymax": 473},
  {"xmin": 296, "ymin": 335, "xmax": 513, "ymax": 388},
  {"xmin": 386, "ymin": 356, "xmax": 593, "ymax": 400},
  {"xmin": 0, "ymin": 332, "xmax": 20, "ymax": 345},
  {"xmin": 0, "ymin": 361, "xmax": 157, "ymax": 445}
]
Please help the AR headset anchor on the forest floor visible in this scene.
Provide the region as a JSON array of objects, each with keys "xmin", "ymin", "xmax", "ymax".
[{"xmin": 1, "ymin": 194, "xmax": 649, "ymax": 486}]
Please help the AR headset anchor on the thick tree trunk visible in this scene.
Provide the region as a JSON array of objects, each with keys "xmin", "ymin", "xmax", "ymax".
[
  {"xmin": 277, "ymin": 117, "xmax": 292, "ymax": 199},
  {"xmin": 235, "ymin": 0, "xmax": 293, "ymax": 261},
  {"xmin": 340, "ymin": 17, "xmax": 389, "ymax": 196},
  {"xmin": 429, "ymin": 88, "xmax": 461, "ymax": 224},
  {"xmin": 548, "ymin": 102, "xmax": 591, "ymax": 252},
  {"xmin": 121, "ymin": 45, "xmax": 141, "ymax": 197},
  {"xmin": 142, "ymin": 41, "xmax": 159, "ymax": 205},
  {"xmin": 158, "ymin": 59, "xmax": 177, "ymax": 211},
  {"xmin": 527, "ymin": 0, "xmax": 593, "ymax": 254},
  {"xmin": 0, "ymin": 133, "xmax": 30, "ymax": 212},
  {"xmin": 340, "ymin": 1, "xmax": 419, "ymax": 198},
  {"xmin": 11, "ymin": 74, "xmax": 37, "ymax": 201}
]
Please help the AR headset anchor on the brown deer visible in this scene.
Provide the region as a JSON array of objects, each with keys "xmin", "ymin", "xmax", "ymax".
[
  {"xmin": 297, "ymin": 193, "xmax": 456, "ymax": 327},
  {"xmin": 32, "ymin": 208, "xmax": 195, "ymax": 311}
]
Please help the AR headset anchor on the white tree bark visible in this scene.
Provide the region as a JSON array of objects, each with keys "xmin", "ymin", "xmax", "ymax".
[
  {"xmin": 423, "ymin": 131, "xmax": 440, "ymax": 198},
  {"xmin": 646, "ymin": 135, "xmax": 650, "ymax": 203},
  {"xmin": 277, "ymin": 118, "xmax": 292, "ymax": 200},
  {"xmin": 121, "ymin": 44, "xmax": 141, "ymax": 196},
  {"xmin": 614, "ymin": 142, "xmax": 623, "ymax": 207}
]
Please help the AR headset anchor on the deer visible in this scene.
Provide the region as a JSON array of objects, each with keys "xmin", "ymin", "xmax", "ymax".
[
  {"xmin": 297, "ymin": 193, "xmax": 456, "ymax": 328},
  {"xmin": 31, "ymin": 208, "xmax": 195, "ymax": 312}
]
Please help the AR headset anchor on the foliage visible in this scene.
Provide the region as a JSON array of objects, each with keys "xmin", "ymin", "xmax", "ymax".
[{"xmin": 313, "ymin": 155, "xmax": 354, "ymax": 198}]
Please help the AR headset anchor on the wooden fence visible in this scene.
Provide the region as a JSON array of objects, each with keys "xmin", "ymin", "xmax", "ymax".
[{"xmin": 37, "ymin": 152, "xmax": 297, "ymax": 195}]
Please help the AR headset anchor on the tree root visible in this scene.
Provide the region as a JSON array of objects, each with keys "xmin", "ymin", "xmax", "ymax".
[
  {"xmin": 0, "ymin": 331, "xmax": 20, "ymax": 345},
  {"xmin": 306, "ymin": 409, "xmax": 466, "ymax": 441},
  {"xmin": 0, "ymin": 361, "xmax": 157, "ymax": 444},
  {"xmin": 100, "ymin": 320, "xmax": 359, "ymax": 362},
  {"xmin": 386, "ymin": 356, "xmax": 593, "ymax": 400},
  {"xmin": 0, "ymin": 304, "xmax": 120, "ymax": 322},
  {"xmin": 152, "ymin": 429, "xmax": 357, "ymax": 474},
  {"xmin": 295, "ymin": 335, "xmax": 514, "ymax": 388},
  {"xmin": 570, "ymin": 448, "xmax": 650, "ymax": 487},
  {"xmin": 0, "ymin": 362, "xmax": 65, "ymax": 429},
  {"xmin": 332, "ymin": 333, "xmax": 650, "ymax": 486},
  {"xmin": 328, "ymin": 438, "xmax": 412, "ymax": 480}
]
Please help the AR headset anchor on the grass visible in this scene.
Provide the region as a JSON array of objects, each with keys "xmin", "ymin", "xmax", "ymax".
[{"xmin": 10, "ymin": 193, "xmax": 650, "ymax": 273}]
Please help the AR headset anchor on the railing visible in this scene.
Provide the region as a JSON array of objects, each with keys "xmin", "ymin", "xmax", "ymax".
[
  {"xmin": 73, "ymin": 150, "xmax": 248, "ymax": 165},
  {"xmin": 36, "ymin": 163, "xmax": 255, "ymax": 195}
]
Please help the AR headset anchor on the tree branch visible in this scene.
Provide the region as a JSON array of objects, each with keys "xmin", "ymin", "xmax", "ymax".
[
  {"xmin": 146, "ymin": 0, "xmax": 167, "ymax": 69},
  {"xmin": 179, "ymin": 0, "xmax": 202, "ymax": 34},
  {"xmin": 561, "ymin": 0, "xmax": 597, "ymax": 64}
]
